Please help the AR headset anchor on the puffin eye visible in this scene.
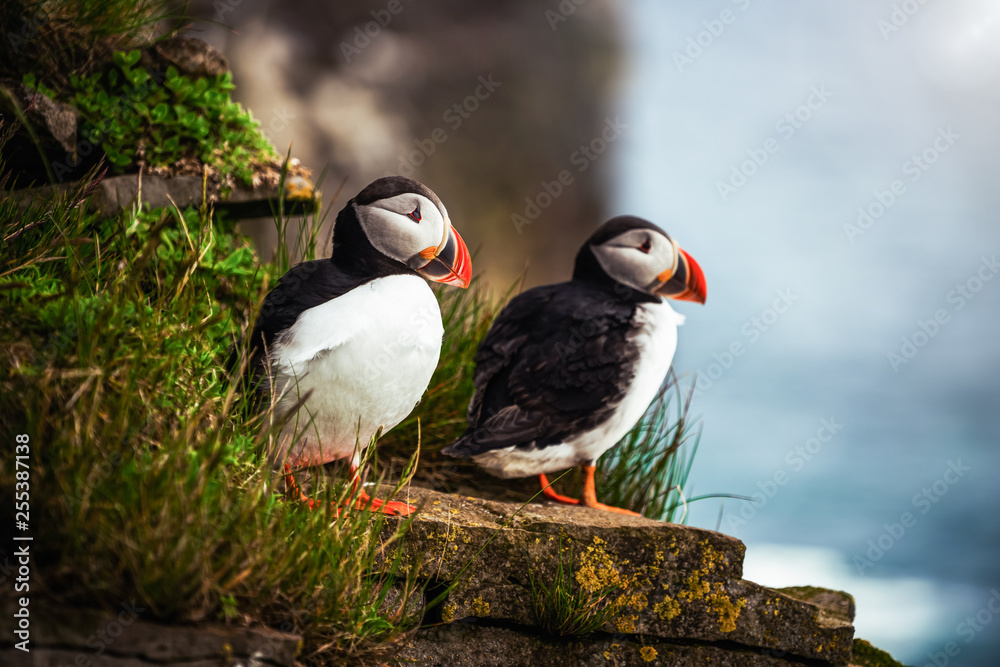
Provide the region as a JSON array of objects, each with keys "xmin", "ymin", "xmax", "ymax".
[
  {"xmin": 639, "ymin": 238, "xmax": 652, "ymax": 254},
  {"xmin": 408, "ymin": 205, "xmax": 421, "ymax": 223}
]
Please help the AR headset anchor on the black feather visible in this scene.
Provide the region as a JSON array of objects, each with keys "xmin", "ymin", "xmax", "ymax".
[
  {"xmin": 444, "ymin": 214, "xmax": 673, "ymax": 460},
  {"xmin": 443, "ymin": 281, "xmax": 646, "ymax": 457}
]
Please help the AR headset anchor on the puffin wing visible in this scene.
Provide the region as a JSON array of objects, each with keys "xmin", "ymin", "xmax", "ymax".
[
  {"xmin": 445, "ymin": 283, "xmax": 636, "ymax": 457},
  {"xmin": 232, "ymin": 259, "xmax": 370, "ymax": 389}
]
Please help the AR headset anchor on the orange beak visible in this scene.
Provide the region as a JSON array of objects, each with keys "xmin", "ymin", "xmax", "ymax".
[
  {"xmin": 415, "ymin": 225, "xmax": 472, "ymax": 289},
  {"xmin": 656, "ymin": 248, "xmax": 706, "ymax": 304}
]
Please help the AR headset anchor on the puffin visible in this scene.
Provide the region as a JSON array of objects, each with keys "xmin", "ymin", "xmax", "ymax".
[
  {"xmin": 243, "ymin": 176, "xmax": 471, "ymax": 516},
  {"xmin": 442, "ymin": 216, "xmax": 705, "ymax": 515}
]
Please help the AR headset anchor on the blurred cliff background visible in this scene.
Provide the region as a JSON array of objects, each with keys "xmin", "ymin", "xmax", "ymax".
[
  {"xmin": 187, "ymin": 1, "xmax": 1000, "ymax": 664},
  {"xmin": 187, "ymin": 0, "xmax": 622, "ymax": 288}
]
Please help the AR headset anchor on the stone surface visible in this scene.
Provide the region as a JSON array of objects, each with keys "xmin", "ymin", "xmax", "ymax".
[
  {"xmin": 0, "ymin": 489, "xmax": 907, "ymax": 666},
  {"xmin": 401, "ymin": 623, "xmax": 809, "ymax": 667},
  {"xmin": 0, "ymin": 599, "xmax": 300, "ymax": 667},
  {"xmin": 4, "ymin": 84, "xmax": 78, "ymax": 154},
  {"xmin": 13, "ymin": 171, "xmax": 318, "ymax": 219},
  {"xmin": 0, "ymin": 84, "xmax": 80, "ymax": 181},
  {"xmin": 384, "ymin": 486, "xmax": 856, "ymax": 666},
  {"xmin": 778, "ymin": 586, "xmax": 856, "ymax": 625},
  {"xmin": 151, "ymin": 36, "xmax": 230, "ymax": 77}
]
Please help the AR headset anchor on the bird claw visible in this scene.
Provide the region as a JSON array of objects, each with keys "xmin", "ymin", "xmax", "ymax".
[
  {"xmin": 282, "ymin": 465, "xmax": 415, "ymax": 516},
  {"xmin": 581, "ymin": 500, "xmax": 642, "ymax": 516},
  {"xmin": 350, "ymin": 492, "xmax": 416, "ymax": 516},
  {"xmin": 537, "ymin": 471, "xmax": 643, "ymax": 516}
]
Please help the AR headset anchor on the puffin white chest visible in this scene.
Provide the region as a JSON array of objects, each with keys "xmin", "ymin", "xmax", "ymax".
[
  {"xmin": 569, "ymin": 300, "xmax": 684, "ymax": 462},
  {"xmin": 272, "ymin": 275, "xmax": 443, "ymax": 464}
]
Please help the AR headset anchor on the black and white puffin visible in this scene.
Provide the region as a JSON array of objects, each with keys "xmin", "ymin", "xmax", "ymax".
[
  {"xmin": 244, "ymin": 176, "xmax": 471, "ymax": 516},
  {"xmin": 442, "ymin": 216, "xmax": 705, "ymax": 515}
]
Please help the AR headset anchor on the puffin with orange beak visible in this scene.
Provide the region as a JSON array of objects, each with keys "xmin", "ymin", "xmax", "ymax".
[
  {"xmin": 443, "ymin": 216, "xmax": 704, "ymax": 515},
  {"xmin": 244, "ymin": 177, "xmax": 471, "ymax": 516}
]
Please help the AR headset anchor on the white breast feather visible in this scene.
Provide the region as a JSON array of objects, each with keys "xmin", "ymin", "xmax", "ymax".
[{"xmin": 269, "ymin": 275, "xmax": 443, "ymax": 465}]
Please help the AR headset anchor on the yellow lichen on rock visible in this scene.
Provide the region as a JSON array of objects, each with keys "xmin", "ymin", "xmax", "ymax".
[
  {"xmin": 603, "ymin": 643, "xmax": 622, "ymax": 660},
  {"xmin": 613, "ymin": 613, "xmax": 638, "ymax": 633},
  {"xmin": 441, "ymin": 602, "xmax": 457, "ymax": 623},
  {"xmin": 628, "ymin": 591, "xmax": 648, "ymax": 612},
  {"xmin": 653, "ymin": 595, "xmax": 681, "ymax": 621},
  {"xmin": 471, "ymin": 596, "xmax": 490, "ymax": 617},
  {"xmin": 678, "ymin": 570, "xmax": 710, "ymax": 601},
  {"xmin": 639, "ymin": 646, "xmax": 658, "ymax": 662},
  {"xmin": 706, "ymin": 583, "xmax": 746, "ymax": 633},
  {"xmin": 284, "ymin": 175, "xmax": 314, "ymax": 200},
  {"xmin": 673, "ymin": 542, "xmax": 746, "ymax": 633},
  {"xmin": 575, "ymin": 536, "xmax": 624, "ymax": 594},
  {"xmin": 697, "ymin": 539, "xmax": 728, "ymax": 574}
]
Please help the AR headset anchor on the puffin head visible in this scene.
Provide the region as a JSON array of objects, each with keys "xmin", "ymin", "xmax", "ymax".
[
  {"xmin": 333, "ymin": 176, "xmax": 472, "ymax": 288},
  {"xmin": 574, "ymin": 215, "xmax": 706, "ymax": 304}
]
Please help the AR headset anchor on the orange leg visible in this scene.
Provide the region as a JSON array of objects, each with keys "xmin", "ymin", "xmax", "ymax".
[
  {"xmin": 538, "ymin": 473, "xmax": 579, "ymax": 505},
  {"xmin": 346, "ymin": 464, "xmax": 416, "ymax": 516},
  {"xmin": 283, "ymin": 464, "xmax": 317, "ymax": 509},
  {"xmin": 579, "ymin": 465, "xmax": 641, "ymax": 516},
  {"xmin": 283, "ymin": 463, "xmax": 415, "ymax": 516}
]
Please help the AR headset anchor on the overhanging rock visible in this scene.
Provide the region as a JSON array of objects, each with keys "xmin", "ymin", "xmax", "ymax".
[{"xmin": 11, "ymin": 170, "xmax": 318, "ymax": 219}]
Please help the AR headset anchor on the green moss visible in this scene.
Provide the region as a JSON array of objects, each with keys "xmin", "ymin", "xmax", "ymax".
[
  {"xmin": 25, "ymin": 48, "xmax": 276, "ymax": 186},
  {"xmin": 851, "ymin": 639, "xmax": 914, "ymax": 667}
]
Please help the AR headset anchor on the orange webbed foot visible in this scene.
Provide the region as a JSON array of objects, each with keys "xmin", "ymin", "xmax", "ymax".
[{"xmin": 538, "ymin": 473, "xmax": 580, "ymax": 505}]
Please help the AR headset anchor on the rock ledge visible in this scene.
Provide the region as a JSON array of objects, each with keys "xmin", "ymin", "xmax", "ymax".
[{"xmin": 389, "ymin": 486, "xmax": 856, "ymax": 667}]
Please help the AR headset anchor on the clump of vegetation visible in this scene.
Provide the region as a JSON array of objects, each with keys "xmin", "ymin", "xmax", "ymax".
[
  {"xmin": 528, "ymin": 537, "xmax": 631, "ymax": 636},
  {"xmin": 6, "ymin": 1, "xmax": 278, "ymax": 189},
  {"xmin": 0, "ymin": 119, "xmax": 420, "ymax": 662},
  {"xmin": 850, "ymin": 639, "xmax": 914, "ymax": 667},
  {"xmin": 22, "ymin": 48, "xmax": 276, "ymax": 185},
  {"xmin": 0, "ymin": 0, "xmax": 181, "ymax": 89}
]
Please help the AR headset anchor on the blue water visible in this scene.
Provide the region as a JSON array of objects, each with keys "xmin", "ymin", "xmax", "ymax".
[{"xmin": 614, "ymin": 1, "xmax": 1000, "ymax": 663}]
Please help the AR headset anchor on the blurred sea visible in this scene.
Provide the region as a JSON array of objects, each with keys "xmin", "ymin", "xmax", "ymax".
[{"xmin": 614, "ymin": 1, "xmax": 1000, "ymax": 664}]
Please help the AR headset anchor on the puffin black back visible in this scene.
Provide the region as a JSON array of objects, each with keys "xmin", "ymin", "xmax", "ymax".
[{"xmin": 448, "ymin": 281, "xmax": 640, "ymax": 457}]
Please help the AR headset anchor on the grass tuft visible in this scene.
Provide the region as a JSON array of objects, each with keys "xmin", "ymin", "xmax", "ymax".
[{"xmin": 529, "ymin": 536, "xmax": 630, "ymax": 636}]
